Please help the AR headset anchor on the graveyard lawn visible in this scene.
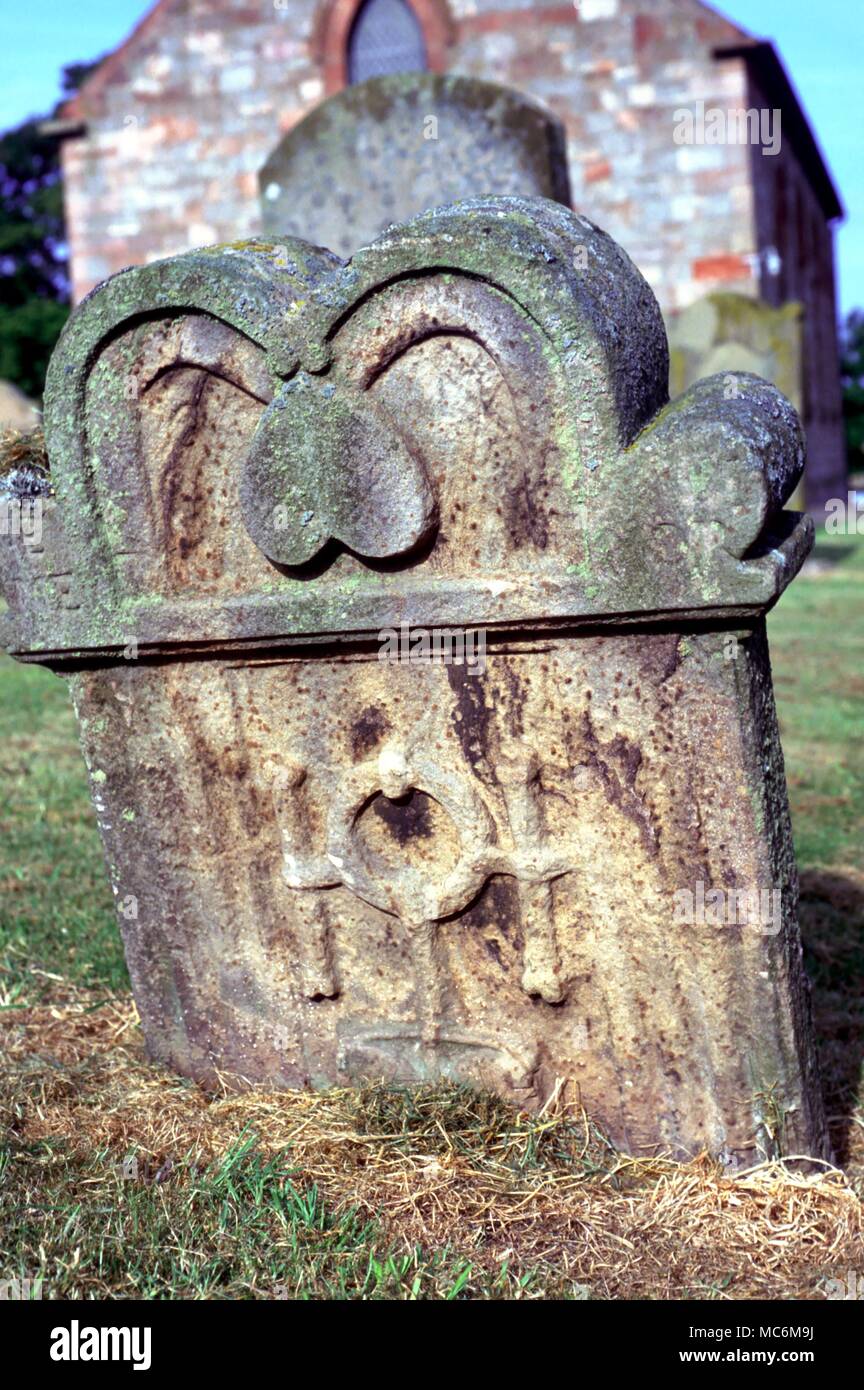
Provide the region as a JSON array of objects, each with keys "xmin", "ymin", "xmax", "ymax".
[{"xmin": 1, "ymin": 531, "xmax": 863, "ymax": 1300}]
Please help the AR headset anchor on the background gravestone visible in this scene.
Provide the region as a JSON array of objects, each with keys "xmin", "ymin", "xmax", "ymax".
[
  {"xmin": 668, "ymin": 293, "xmax": 806, "ymax": 509},
  {"xmin": 259, "ymin": 74, "xmax": 572, "ymax": 258},
  {"xmin": 0, "ymin": 196, "xmax": 827, "ymax": 1167}
]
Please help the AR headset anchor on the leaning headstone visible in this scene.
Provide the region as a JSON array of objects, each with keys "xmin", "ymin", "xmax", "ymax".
[
  {"xmin": 259, "ymin": 74, "xmax": 572, "ymax": 257},
  {"xmin": 0, "ymin": 196, "xmax": 827, "ymax": 1166}
]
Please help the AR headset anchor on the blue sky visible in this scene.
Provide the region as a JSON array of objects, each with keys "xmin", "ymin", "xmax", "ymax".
[{"xmin": 1, "ymin": 0, "xmax": 861, "ymax": 312}]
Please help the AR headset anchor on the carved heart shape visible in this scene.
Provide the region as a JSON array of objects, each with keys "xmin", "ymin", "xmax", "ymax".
[{"xmin": 239, "ymin": 372, "xmax": 438, "ymax": 566}]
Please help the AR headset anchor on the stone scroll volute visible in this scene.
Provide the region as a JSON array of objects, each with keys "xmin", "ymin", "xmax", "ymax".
[{"xmin": 0, "ymin": 196, "xmax": 827, "ymax": 1166}]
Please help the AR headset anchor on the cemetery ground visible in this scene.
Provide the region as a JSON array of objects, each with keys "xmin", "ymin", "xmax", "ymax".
[{"xmin": 1, "ymin": 533, "xmax": 862, "ymax": 1300}]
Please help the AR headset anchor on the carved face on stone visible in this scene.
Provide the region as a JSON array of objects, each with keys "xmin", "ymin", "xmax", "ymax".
[{"xmin": 0, "ymin": 197, "xmax": 825, "ymax": 1165}]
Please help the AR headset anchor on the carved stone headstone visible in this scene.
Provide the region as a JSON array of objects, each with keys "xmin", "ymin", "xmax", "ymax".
[
  {"xmin": 259, "ymin": 74, "xmax": 572, "ymax": 258},
  {"xmin": 0, "ymin": 196, "xmax": 826, "ymax": 1166}
]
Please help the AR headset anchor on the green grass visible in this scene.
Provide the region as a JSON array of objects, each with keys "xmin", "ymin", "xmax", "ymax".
[
  {"xmin": 0, "ymin": 657, "xmax": 124, "ymax": 1000},
  {"xmin": 0, "ymin": 1128, "xmax": 547, "ymax": 1300},
  {"xmin": 768, "ymin": 532, "xmax": 864, "ymax": 1168},
  {"xmin": 768, "ymin": 532, "xmax": 864, "ymax": 868}
]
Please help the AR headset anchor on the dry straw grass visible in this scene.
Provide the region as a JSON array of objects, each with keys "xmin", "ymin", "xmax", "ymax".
[
  {"xmin": 0, "ymin": 426, "xmax": 49, "ymax": 477},
  {"xmin": 3, "ymin": 981, "xmax": 862, "ymax": 1300}
]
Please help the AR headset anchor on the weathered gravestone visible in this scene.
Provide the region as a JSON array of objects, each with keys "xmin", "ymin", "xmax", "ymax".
[
  {"xmin": 668, "ymin": 293, "xmax": 803, "ymax": 412},
  {"xmin": 0, "ymin": 195, "xmax": 827, "ymax": 1165},
  {"xmin": 259, "ymin": 74, "xmax": 571, "ymax": 258},
  {"xmin": 668, "ymin": 293, "xmax": 806, "ymax": 512}
]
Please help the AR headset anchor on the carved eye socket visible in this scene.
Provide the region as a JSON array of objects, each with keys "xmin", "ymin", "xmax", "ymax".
[
  {"xmin": 239, "ymin": 374, "xmax": 438, "ymax": 566},
  {"xmin": 355, "ymin": 788, "xmax": 462, "ymax": 880}
]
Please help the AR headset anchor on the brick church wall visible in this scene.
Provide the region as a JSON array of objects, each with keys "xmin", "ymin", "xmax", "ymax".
[
  {"xmin": 746, "ymin": 66, "xmax": 846, "ymax": 510},
  {"xmin": 58, "ymin": 0, "xmax": 846, "ymax": 505},
  {"xmin": 62, "ymin": 0, "xmax": 760, "ymax": 313}
]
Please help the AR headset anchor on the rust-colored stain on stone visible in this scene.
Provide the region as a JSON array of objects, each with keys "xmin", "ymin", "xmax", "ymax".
[{"xmin": 0, "ymin": 194, "xmax": 826, "ymax": 1167}]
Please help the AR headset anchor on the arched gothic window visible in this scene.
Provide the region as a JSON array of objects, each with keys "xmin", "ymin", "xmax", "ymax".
[{"xmin": 347, "ymin": 0, "xmax": 428, "ymax": 84}]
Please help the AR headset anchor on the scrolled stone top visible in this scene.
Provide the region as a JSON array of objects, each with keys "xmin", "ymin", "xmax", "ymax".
[{"xmin": 0, "ymin": 196, "xmax": 811, "ymax": 663}]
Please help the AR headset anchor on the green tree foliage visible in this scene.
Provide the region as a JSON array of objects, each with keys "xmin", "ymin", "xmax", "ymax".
[
  {"xmin": 840, "ymin": 309, "xmax": 864, "ymax": 476},
  {"xmin": 0, "ymin": 62, "xmax": 100, "ymax": 401}
]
